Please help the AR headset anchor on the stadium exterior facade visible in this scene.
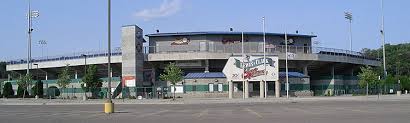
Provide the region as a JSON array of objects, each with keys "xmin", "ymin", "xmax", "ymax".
[{"xmin": 5, "ymin": 25, "xmax": 380, "ymax": 98}]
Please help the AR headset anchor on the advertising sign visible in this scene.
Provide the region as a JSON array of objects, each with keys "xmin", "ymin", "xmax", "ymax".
[{"xmin": 223, "ymin": 56, "xmax": 279, "ymax": 81}]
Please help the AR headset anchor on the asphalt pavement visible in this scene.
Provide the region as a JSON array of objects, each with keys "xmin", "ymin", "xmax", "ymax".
[{"xmin": 0, "ymin": 95, "xmax": 409, "ymax": 123}]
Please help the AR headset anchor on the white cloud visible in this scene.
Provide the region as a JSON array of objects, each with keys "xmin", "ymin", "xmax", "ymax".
[{"xmin": 135, "ymin": 0, "xmax": 182, "ymax": 21}]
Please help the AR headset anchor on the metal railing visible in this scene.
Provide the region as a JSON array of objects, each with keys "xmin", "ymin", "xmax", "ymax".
[
  {"xmin": 7, "ymin": 50, "xmax": 122, "ymax": 65},
  {"xmin": 144, "ymin": 44, "xmax": 379, "ymax": 60},
  {"xmin": 7, "ymin": 44, "xmax": 378, "ymax": 65}
]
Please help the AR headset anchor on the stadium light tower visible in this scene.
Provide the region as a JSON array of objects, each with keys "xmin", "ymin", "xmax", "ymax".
[
  {"xmin": 27, "ymin": 0, "xmax": 39, "ymax": 76},
  {"xmin": 27, "ymin": 0, "xmax": 39, "ymax": 97},
  {"xmin": 344, "ymin": 11, "xmax": 353, "ymax": 52}
]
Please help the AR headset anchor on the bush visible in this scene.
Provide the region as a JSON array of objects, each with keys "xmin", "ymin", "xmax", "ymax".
[
  {"xmin": 47, "ymin": 86, "xmax": 60, "ymax": 97},
  {"xmin": 17, "ymin": 86, "xmax": 29, "ymax": 98},
  {"xmin": 2, "ymin": 82, "xmax": 14, "ymax": 98},
  {"xmin": 31, "ymin": 80, "xmax": 44, "ymax": 98}
]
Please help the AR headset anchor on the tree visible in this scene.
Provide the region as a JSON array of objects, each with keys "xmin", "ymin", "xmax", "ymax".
[
  {"xmin": 0, "ymin": 62, "xmax": 6, "ymax": 79},
  {"xmin": 82, "ymin": 65, "xmax": 102, "ymax": 98},
  {"xmin": 17, "ymin": 86, "xmax": 29, "ymax": 98},
  {"xmin": 57, "ymin": 65, "xmax": 71, "ymax": 98},
  {"xmin": 398, "ymin": 76, "xmax": 410, "ymax": 91},
  {"xmin": 3, "ymin": 82, "xmax": 14, "ymax": 98},
  {"xmin": 358, "ymin": 66, "xmax": 380, "ymax": 95},
  {"xmin": 16, "ymin": 74, "xmax": 32, "ymax": 99},
  {"xmin": 160, "ymin": 63, "xmax": 183, "ymax": 100},
  {"xmin": 31, "ymin": 80, "xmax": 44, "ymax": 98}
]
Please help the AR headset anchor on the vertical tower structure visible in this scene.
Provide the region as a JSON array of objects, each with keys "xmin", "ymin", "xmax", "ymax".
[{"xmin": 121, "ymin": 25, "xmax": 144, "ymax": 87}]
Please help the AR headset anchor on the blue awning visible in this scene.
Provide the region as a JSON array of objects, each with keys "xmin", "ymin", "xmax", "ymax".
[{"xmin": 184, "ymin": 72, "xmax": 226, "ymax": 79}]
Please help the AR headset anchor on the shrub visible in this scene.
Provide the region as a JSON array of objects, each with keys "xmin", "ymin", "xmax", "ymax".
[
  {"xmin": 17, "ymin": 86, "xmax": 29, "ymax": 98},
  {"xmin": 31, "ymin": 80, "xmax": 44, "ymax": 98},
  {"xmin": 2, "ymin": 82, "xmax": 14, "ymax": 98},
  {"xmin": 47, "ymin": 86, "xmax": 60, "ymax": 97}
]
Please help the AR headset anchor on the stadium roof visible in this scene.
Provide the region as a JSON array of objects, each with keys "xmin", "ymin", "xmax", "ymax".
[
  {"xmin": 184, "ymin": 72, "xmax": 226, "ymax": 79},
  {"xmin": 146, "ymin": 31, "xmax": 316, "ymax": 38}
]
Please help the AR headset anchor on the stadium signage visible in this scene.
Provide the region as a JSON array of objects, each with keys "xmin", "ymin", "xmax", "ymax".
[
  {"xmin": 171, "ymin": 37, "xmax": 190, "ymax": 45},
  {"xmin": 223, "ymin": 56, "xmax": 279, "ymax": 81}
]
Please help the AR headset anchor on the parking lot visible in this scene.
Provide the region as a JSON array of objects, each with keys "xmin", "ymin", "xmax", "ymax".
[{"xmin": 0, "ymin": 98, "xmax": 409, "ymax": 123}]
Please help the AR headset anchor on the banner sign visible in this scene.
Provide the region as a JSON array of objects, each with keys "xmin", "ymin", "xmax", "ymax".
[{"xmin": 223, "ymin": 56, "xmax": 279, "ymax": 81}]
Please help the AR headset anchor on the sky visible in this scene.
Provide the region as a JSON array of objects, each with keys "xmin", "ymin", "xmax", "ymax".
[{"xmin": 0, "ymin": 0, "xmax": 409, "ymax": 61}]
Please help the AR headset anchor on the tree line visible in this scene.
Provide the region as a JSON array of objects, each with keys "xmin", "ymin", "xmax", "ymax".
[{"xmin": 359, "ymin": 43, "xmax": 410, "ymax": 92}]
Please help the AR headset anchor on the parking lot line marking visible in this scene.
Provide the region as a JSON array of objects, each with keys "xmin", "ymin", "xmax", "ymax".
[
  {"xmin": 333, "ymin": 107, "xmax": 371, "ymax": 113},
  {"xmin": 244, "ymin": 107, "xmax": 263, "ymax": 118},
  {"xmin": 195, "ymin": 109, "xmax": 208, "ymax": 118},
  {"xmin": 137, "ymin": 110, "xmax": 169, "ymax": 118},
  {"xmin": 280, "ymin": 106, "xmax": 319, "ymax": 115}
]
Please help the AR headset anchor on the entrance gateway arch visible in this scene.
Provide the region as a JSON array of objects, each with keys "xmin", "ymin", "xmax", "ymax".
[{"xmin": 223, "ymin": 56, "xmax": 279, "ymax": 99}]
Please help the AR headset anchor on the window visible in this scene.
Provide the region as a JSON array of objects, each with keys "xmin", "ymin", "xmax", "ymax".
[
  {"xmin": 209, "ymin": 83, "xmax": 214, "ymax": 92},
  {"xmin": 218, "ymin": 83, "xmax": 223, "ymax": 92}
]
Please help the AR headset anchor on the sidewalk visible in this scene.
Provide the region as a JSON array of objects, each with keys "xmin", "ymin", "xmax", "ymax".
[{"xmin": 1, "ymin": 94, "xmax": 409, "ymax": 105}]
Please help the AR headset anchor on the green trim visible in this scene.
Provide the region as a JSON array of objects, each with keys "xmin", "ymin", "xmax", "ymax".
[
  {"xmin": 281, "ymin": 84, "xmax": 310, "ymax": 91},
  {"xmin": 5, "ymin": 77, "xmax": 121, "ymax": 85}
]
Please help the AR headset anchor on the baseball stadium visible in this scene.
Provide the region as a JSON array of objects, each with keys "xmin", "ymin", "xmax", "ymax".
[{"xmin": 4, "ymin": 25, "xmax": 380, "ymax": 99}]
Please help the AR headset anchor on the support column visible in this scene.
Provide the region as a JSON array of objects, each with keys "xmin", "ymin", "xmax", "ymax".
[
  {"xmin": 331, "ymin": 65, "xmax": 335, "ymax": 96},
  {"xmin": 151, "ymin": 68, "xmax": 156, "ymax": 86},
  {"xmin": 244, "ymin": 80, "xmax": 249, "ymax": 98},
  {"xmin": 303, "ymin": 66, "xmax": 309, "ymax": 76},
  {"xmin": 260, "ymin": 80, "xmax": 264, "ymax": 98},
  {"xmin": 229, "ymin": 81, "xmax": 233, "ymax": 99},
  {"xmin": 275, "ymin": 80, "xmax": 281, "ymax": 98},
  {"xmin": 204, "ymin": 60, "xmax": 209, "ymax": 73},
  {"xmin": 75, "ymin": 71, "xmax": 78, "ymax": 79}
]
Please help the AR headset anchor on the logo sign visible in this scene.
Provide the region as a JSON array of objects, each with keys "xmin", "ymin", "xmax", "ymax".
[
  {"xmin": 223, "ymin": 56, "xmax": 279, "ymax": 81},
  {"xmin": 171, "ymin": 37, "xmax": 190, "ymax": 45},
  {"xmin": 287, "ymin": 52, "xmax": 296, "ymax": 59}
]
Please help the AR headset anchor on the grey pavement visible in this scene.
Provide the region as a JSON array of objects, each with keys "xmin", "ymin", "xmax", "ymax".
[
  {"xmin": 0, "ymin": 95, "xmax": 409, "ymax": 123},
  {"xmin": 1, "ymin": 94, "xmax": 410, "ymax": 105}
]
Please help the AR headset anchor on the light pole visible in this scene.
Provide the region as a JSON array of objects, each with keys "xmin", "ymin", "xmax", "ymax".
[
  {"xmin": 285, "ymin": 31, "xmax": 289, "ymax": 99},
  {"xmin": 38, "ymin": 40, "xmax": 47, "ymax": 58},
  {"xmin": 344, "ymin": 11, "xmax": 353, "ymax": 51},
  {"xmin": 380, "ymin": 0, "xmax": 387, "ymax": 79},
  {"xmin": 241, "ymin": 31, "xmax": 245, "ymax": 99},
  {"xmin": 104, "ymin": 0, "xmax": 114, "ymax": 114},
  {"xmin": 262, "ymin": 17, "xmax": 267, "ymax": 99},
  {"xmin": 380, "ymin": 0, "xmax": 387, "ymax": 96}
]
